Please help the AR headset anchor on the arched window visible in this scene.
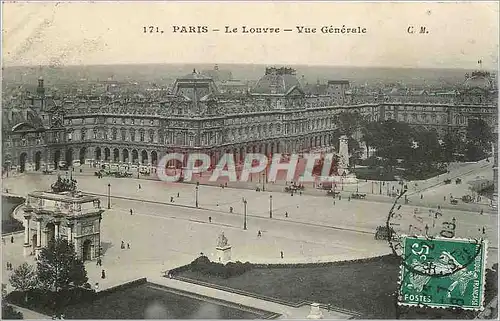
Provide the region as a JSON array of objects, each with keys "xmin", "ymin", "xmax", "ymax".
[
  {"xmin": 112, "ymin": 128, "xmax": 117, "ymax": 140},
  {"xmin": 140, "ymin": 130, "xmax": 145, "ymax": 142},
  {"xmin": 131, "ymin": 130, "xmax": 136, "ymax": 142},
  {"xmin": 149, "ymin": 130, "xmax": 154, "ymax": 142},
  {"xmin": 121, "ymin": 128, "xmax": 126, "ymax": 141}
]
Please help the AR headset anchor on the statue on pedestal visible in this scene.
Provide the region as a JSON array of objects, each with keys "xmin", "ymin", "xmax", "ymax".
[
  {"xmin": 217, "ymin": 232, "xmax": 229, "ymax": 248},
  {"xmin": 216, "ymin": 232, "xmax": 231, "ymax": 263}
]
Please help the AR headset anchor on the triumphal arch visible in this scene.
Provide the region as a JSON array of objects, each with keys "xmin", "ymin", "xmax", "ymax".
[{"xmin": 22, "ymin": 176, "xmax": 105, "ymax": 261}]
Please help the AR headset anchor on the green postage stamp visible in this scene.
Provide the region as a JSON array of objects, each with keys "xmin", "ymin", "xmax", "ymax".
[{"xmin": 399, "ymin": 236, "xmax": 487, "ymax": 310}]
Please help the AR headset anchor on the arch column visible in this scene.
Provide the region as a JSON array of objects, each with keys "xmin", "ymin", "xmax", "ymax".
[
  {"xmin": 67, "ymin": 223, "xmax": 74, "ymax": 243},
  {"xmin": 54, "ymin": 222, "xmax": 60, "ymax": 239},
  {"xmin": 36, "ymin": 219, "xmax": 42, "ymax": 248},
  {"xmin": 23, "ymin": 214, "xmax": 31, "ymax": 257}
]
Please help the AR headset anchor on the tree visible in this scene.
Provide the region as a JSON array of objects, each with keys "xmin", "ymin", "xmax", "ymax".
[
  {"xmin": 337, "ymin": 111, "xmax": 362, "ymax": 136},
  {"xmin": 2, "ymin": 303, "xmax": 23, "ymax": 319},
  {"xmin": 466, "ymin": 118, "xmax": 494, "ymax": 161},
  {"xmin": 348, "ymin": 137, "xmax": 363, "ymax": 166},
  {"xmin": 442, "ymin": 131, "xmax": 465, "ymax": 162},
  {"xmin": 37, "ymin": 239, "xmax": 88, "ymax": 292},
  {"xmin": 466, "ymin": 118, "xmax": 494, "ymax": 151},
  {"xmin": 9, "ymin": 262, "xmax": 38, "ymax": 303}
]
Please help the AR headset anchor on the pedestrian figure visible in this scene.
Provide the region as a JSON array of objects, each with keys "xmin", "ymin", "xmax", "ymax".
[
  {"xmin": 130, "ymin": 209, "xmax": 133, "ymax": 215},
  {"xmin": 420, "ymin": 194, "xmax": 423, "ymax": 199},
  {"xmin": 229, "ymin": 206, "xmax": 233, "ymax": 213},
  {"xmin": 127, "ymin": 243, "xmax": 130, "ymax": 249},
  {"xmin": 285, "ymin": 212, "xmax": 288, "ymax": 218},
  {"xmin": 170, "ymin": 197, "xmax": 174, "ymax": 203},
  {"xmin": 339, "ymin": 196, "xmax": 342, "ymax": 201},
  {"xmin": 299, "ymin": 191, "xmax": 302, "ymax": 195},
  {"xmin": 225, "ymin": 182, "xmax": 228, "ymax": 187},
  {"xmin": 333, "ymin": 201, "xmax": 336, "ymax": 205},
  {"xmin": 280, "ymin": 251, "xmax": 284, "ymax": 259},
  {"xmin": 480, "ymin": 209, "xmax": 484, "ymax": 215},
  {"xmin": 96, "ymin": 258, "xmax": 100, "ymax": 266},
  {"xmin": 257, "ymin": 230, "xmax": 262, "ymax": 237},
  {"xmin": 216, "ymin": 203, "xmax": 219, "ymax": 207},
  {"xmin": 209, "ymin": 216, "xmax": 212, "ymax": 223},
  {"xmin": 94, "ymin": 282, "xmax": 99, "ymax": 291},
  {"xmin": 10, "ymin": 236, "xmax": 13, "ymax": 243},
  {"xmin": 138, "ymin": 184, "xmax": 141, "ymax": 189},
  {"xmin": 482, "ymin": 227, "xmax": 486, "ymax": 234},
  {"xmin": 121, "ymin": 241, "xmax": 125, "ymax": 249},
  {"xmin": 348, "ymin": 196, "xmax": 351, "ymax": 202},
  {"xmin": 6, "ymin": 262, "xmax": 9, "ymax": 270},
  {"xmin": 101, "ymin": 269, "xmax": 106, "ymax": 279},
  {"xmin": 177, "ymin": 192, "xmax": 180, "ymax": 197},
  {"xmin": 291, "ymin": 192, "xmax": 294, "ymax": 196}
]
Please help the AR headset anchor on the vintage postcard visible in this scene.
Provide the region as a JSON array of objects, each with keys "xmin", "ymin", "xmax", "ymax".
[{"xmin": 1, "ymin": 1, "xmax": 498, "ymax": 319}]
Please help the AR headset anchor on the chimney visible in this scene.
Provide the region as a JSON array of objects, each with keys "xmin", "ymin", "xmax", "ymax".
[{"xmin": 37, "ymin": 77, "xmax": 45, "ymax": 96}]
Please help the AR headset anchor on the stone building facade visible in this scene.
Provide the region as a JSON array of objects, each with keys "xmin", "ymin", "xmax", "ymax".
[{"xmin": 2, "ymin": 68, "xmax": 497, "ymax": 173}]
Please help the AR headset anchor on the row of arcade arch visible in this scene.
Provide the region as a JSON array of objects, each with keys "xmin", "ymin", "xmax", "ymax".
[{"xmin": 12, "ymin": 133, "xmax": 334, "ymax": 172}]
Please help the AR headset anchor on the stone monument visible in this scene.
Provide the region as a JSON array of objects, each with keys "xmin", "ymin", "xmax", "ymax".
[
  {"xmin": 319, "ymin": 135, "xmax": 358, "ymax": 186},
  {"xmin": 22, "ymin": 176, "xmax": 104, "ymax": 260},
  {"xmin": 306, "ymin": 303, "xmax": 324, "ymax": 319},
  {"xmin": 337, "ymin": 135, "xmax": 350, "ymax": 176},
  {"xmin": 216, "ymin": 232, "xmax": 231, "ymax": 264}
]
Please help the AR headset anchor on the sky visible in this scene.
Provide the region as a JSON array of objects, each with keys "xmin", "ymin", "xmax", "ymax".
[{"xmin": 2, "ymin": 1, "xmax": 499, "ymax": 69}]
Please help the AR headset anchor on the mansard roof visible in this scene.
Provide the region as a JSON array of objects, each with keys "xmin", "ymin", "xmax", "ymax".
[
  {"xmin": 2, "ymin": 107, "xmax": 45, "ymax": 133},
  {"xmin": 251, "ymin": 67, "xmax": 304, "ymax": 96}
]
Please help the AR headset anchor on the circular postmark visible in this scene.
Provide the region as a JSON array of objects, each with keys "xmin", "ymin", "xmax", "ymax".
[{"xmin": 386, "ymin": 190, "xmax": 485, "ymax": 278}]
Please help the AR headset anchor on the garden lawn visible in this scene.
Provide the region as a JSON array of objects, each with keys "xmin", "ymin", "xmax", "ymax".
[{"xmin": 179, "ymin": 255, "xmax": 400, "ymax": 318}]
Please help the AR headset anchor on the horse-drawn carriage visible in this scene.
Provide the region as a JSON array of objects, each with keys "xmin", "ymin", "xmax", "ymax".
[
  {"xmin": 444, "ymin": 179, "xmax": 452, "ymax": 185},
  {"xmin": 374, "ymin": 226, "xmax": 399, "ymax": 241},
  {"xmin": 351, "ymin": 193, "xmax": 367, "ymax": 199},
  {"xmin": 115, "ymin": 172, "xmax": 132, "ymax": 178},
  {"xmin": 461, "ymin": 195, "xmax": 473, "ymax": 203},
  {"xmin": 455, "ymin": 178, "xmax": 462, "ymax": 184},
  {"xmin": 450, "ymin": 198, "xmax": 459, "ymax": 205}
]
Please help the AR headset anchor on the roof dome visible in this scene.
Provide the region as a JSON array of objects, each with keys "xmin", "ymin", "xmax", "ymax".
[
  {"xmin": 2, "ymin": 107, "xmax": 44, "ymax": 132},
  {"xmin": 251, "ymin": 67, "xmax": 303, "ymax": 95},
  {"xmin": 464, "ymin": 71, "xmax": 493, "ymax": 90}
]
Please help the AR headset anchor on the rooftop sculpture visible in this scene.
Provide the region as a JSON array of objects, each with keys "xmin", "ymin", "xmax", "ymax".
[{"xmin": 51, "ymin": 175, "xmax": 77, "ymax": 193}]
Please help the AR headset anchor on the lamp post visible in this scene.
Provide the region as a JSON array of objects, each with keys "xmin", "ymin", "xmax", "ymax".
[
  {"xmin": 269, "ymin": 195, "xmax": 273, "ymax": 218},
  {"xmin": 107, "ymin": 183, "xmax": 111, "ymax": 209},
  {"xmin": 243, "ymin": 198, "xmax": 247, "ymax": 230},
  {"xmin": 195, "ymin": 186, "xmax": 199, "ymax": 208},
  {"xmin": 356, "ymin": 180, "xmax": 359, "ymax": 193},
  {"xmin": 262, "ymin": 172, "xmax": 265, "ymax": 191},
  {"xmin": 379, "ymin": 181, "xmax": 382, "ymax": 194}
]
